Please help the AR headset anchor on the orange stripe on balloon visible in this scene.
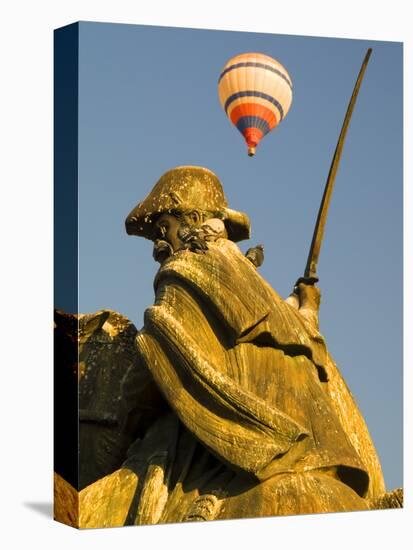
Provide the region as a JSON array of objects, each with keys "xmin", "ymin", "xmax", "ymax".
[
  {"xmin": 243, "ymin": 127, "xmax": 264, "ymax": 148},
  {"xmin": 230, "ymin": 103, "xmax": 279, "ymax": 129}
]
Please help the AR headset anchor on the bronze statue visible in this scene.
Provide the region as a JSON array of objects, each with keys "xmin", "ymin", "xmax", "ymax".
[
  {"xmin": 49, "ymin": 164, "xmax": 407, "ymax": 529},
  {"xmin": 68, "ymin": 165, "xmax": 390, "ymax": 527}
]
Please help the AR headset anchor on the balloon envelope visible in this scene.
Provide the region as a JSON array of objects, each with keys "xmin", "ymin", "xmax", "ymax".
[{"xmin": 218, "ymin": 52, "xmax": 293, "ymax": 156}]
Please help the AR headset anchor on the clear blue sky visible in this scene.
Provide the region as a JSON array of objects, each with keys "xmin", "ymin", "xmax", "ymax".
[{"xmin": 75, "ymin": 22, "xmax": 402, "ymax": 490}]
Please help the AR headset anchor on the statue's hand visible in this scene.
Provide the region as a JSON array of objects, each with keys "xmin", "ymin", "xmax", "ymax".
[
  {"xmin": 293, "ymin": 276, "xmax": 319, "ymax": 295},
  {"xmin": 297, "ymin": 282, "xmax": 321, "ymax": 313},
  {"xmin": 290, "ymin": 276, "xmax": 321, "ymax": 325},
  {"xmin": 285, "ymin": 276, "xmax": 320, "ymax": 315}
]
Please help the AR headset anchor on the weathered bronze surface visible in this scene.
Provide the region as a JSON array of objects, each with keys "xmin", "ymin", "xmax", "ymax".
[
  {"xmin": 77, "ymin": 310, "xmax": 162, "ymax": 490},
  {"xmin": 55, "ymin": 165, "xmax": 401, "ymax": 528}
]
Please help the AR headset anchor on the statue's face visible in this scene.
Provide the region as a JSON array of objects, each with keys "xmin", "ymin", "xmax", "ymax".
[
  {"xmin": 152, "ymin": 210, "xmax": 222, "ymax": 263},
  {"xmin": 152, "ymin": 213, "xmax": 184, "ymax": 263},
  {"xmin": 155, "ymin": 214, "xmax": 182, "ymax": 250}
]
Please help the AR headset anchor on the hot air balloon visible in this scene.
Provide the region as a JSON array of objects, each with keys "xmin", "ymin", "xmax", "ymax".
[{"xmin": 218, "ymin": 52, "xmax": 293, "ymax": 156}]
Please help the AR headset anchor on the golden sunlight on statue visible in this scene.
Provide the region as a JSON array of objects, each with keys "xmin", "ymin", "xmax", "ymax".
[{"xmin": 53, "ymin": 166, "xmax": 404, "ymax": 529}]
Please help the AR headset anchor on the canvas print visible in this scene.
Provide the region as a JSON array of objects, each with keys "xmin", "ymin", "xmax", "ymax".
[{"xmin": 54, "ymin": 21, "xmax": 403, "ymax": 528}]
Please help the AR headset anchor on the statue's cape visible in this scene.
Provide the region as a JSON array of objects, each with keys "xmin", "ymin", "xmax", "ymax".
[
  {"xmin": 136, "ymin": 240, "xmax": 372, "ymax": 495},
  {"xmin": 156, "ymin": 239, "xmax": 329, "ymax": 369}
]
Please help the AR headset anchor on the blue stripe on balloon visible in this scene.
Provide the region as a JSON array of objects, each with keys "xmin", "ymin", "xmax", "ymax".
[
  {"xmin": 224, "ymin": 91, "xmax": 284, "ymax": 120},
  {"xmin": 235, "ymin": 116, "xmax": 270, "ymax": 135},
  {"xmin": 219, "ymin": 62, "xmax": 293, "ymax": 90}
]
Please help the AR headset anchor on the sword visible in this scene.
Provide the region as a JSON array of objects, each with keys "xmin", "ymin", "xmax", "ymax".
[{"xmin": 296, "ymin": 48, "xmax": 372, "ymax": 290}]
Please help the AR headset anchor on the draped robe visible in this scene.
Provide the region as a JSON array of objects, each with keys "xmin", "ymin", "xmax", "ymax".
[{"xmin": 80, "ymin": 238, "xmax": 385, "ymax": 526}]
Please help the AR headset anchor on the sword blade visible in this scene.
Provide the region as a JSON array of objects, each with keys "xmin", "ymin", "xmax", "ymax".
[{"xmin": 304, "ymin": 48, "xmax": 372, "ymax": 279}]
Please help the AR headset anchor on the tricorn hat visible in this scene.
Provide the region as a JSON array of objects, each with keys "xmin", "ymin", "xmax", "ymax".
[{"xmin": 125, "ymin": 166, "xmax": 250, "ymax": 242}]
